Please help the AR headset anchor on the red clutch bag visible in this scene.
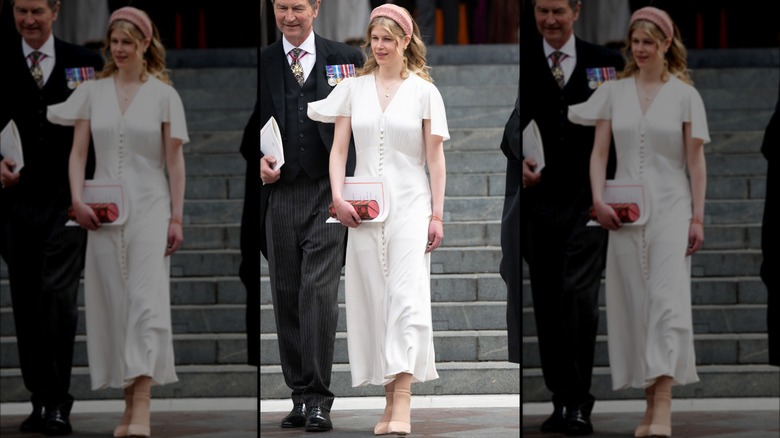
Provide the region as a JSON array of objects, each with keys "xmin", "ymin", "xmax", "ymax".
[
  {"xmin": 588, "ymin": 202, "xmax": 640, "ymax": 223},
  {"xmin": 68, "ymin": 203, "xmax": 120, "ymax": 224},
  {"xmin": 328, "ymin": 200, "xmax": 380, "ymax": 220}
]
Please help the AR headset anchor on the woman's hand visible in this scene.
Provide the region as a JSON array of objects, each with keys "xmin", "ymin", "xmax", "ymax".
[
  {"xmin": 593, "ymin": 201, "xmax": 621, "ymax": 231},
  {"xmin": 335, "ymin": 201, "xmax": 361, "ymax": 228},
  {"xmin": 165, "ymin": 220, "xmax": 183, "ymax": 256},
  {"xmin": 425, "ymin": 217, "xmax": 443, "ymax": 253},
  {"xmin": 71, "ymin": 201, "xmax": 100, "ymax": 231},
  {"xmin": 686, "ymin": 220, "xmax": 704, "ymax": 256}
]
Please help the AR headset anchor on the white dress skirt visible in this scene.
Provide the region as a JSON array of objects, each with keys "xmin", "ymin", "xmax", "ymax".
[
  {"xmin": 48, "ymin": 76, "xmax": 188, "ymax": 390},
  {"xmin": 569, "ymin": 75, "xmax": 709, "ymax": 390},
  {"xmin": 308, "ymin": 73, "xmax": 448, "ymax": 387}
]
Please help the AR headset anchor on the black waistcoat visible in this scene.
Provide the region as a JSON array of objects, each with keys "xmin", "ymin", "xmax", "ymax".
[{"xmin": 281, "ymin": 64, "xmax": 329, "ymax": 182}]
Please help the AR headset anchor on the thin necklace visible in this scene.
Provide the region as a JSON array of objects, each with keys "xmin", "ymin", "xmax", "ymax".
[{"xmin": 377, "ymin": 75, "xmax": 401, "ymax": 98}]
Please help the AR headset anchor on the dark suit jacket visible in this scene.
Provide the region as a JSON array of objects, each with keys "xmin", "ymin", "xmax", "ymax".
[
  {"xmin": 0, "ymin": 35, "xmax": 103, "ymax": 219},
  {"xmin": 258, "ymin": 34, "xmax": 363, "ymax": 260},
  {"xmin": 520, "ymin": 36, "xmax": 624, "ymax": 213},
  {"xmin": 500, "ymin": 96, "xmax": 520, "ymax": 364}
]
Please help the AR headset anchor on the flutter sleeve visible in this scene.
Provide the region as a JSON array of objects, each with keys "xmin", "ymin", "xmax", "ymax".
[
  {"xmin": 47, "ymin": 80, "xmax": 93, "ymax": 126},
  {"xmin": 162, "ymin": 85, "xmax": 190, "ymax": 144},
  {"xmin": 422, "ymin": 82, "xmax": 450, "ymax": 141},
  {"xmin": 683, "ymin": 85, "xmax": 711, "ymax": 144},
  {"xmin": 307, "ymin": 77, "xmax": 353, "ymax": 123},
  {"xmin": 568, "ymin": 80, "xmax": 614, "ymax": 126}
]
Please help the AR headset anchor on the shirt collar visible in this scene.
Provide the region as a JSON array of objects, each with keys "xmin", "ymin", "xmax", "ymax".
[
  {"xmin": 543, "ymin": 34, "xmax": 576, "ymax": 60},
  {"xmin": 22, "ymin": 34, "xmax": 55, "ymax": 61},
  {"xmin": 282, "ymin": 32, "xmax": 316, "ymax": 58}
]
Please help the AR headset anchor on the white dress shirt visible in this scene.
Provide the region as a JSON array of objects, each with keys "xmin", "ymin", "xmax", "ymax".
[
  {"xmin": 543, "ymin": 35, "xmax": 577, "ymax": 87},
  {"xmin": 282, "ymin": 32, "xmax": 317, "ymax": 84},
  {"xmin": 22, "ymin": 34, "xmax": 56, "ymax": 86}
]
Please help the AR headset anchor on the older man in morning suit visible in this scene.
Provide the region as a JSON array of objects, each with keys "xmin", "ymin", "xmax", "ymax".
[
  {"xmin": 0, "ymin": 0, "xmax": 103, "ymax": 435},
  {"xmin": 259, "ymin": 0, "xmax": 363, "ymax": 432},
  {"xmin": 521, "ymin": 0, "xmax": 624, "ymax": 435}
]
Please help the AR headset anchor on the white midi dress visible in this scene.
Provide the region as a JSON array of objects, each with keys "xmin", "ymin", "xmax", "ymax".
[
  {"xmin": 308, "ymin": 73, "xmax": 448, "ymax": 387},
  {"xmin": 48, "ymin": 76, "xmax": 188, "ymax": 389},
  {"xmin": 569, "ymin": 75, "xmax": 710, "ymax": 390}
]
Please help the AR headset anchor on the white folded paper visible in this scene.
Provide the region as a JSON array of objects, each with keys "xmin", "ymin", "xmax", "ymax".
[
  {"xmin": 586, "ymin": 179, "xmax": 649, "ymax": 227},
  {"xmin": 1, "ymin": 120, "xmax": 24, "ymax": 174},
  {"xmin": 65, "ymin": 179, "xmax": 129, "ymax": 227},
  {"xmin": 260, "ymin": 116, "xmax": 285, "ymax": 170},
  {"xmin": 522, "ymin": 119, "xmax": 544, "ymax": 173},
  {"xmin": 326, "ymin": 176, "xmax": 389, "ymax": 223}
]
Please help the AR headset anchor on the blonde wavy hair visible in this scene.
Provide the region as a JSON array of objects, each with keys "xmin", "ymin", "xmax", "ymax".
[
  {"xmin": 358, "ymin": 9, "xmax": 432, "ymax": 83},
  {"xmin": 620, "ymin": 18, "xmax": 692, "ymax": 85},
  {"xmin": 99, "ymin": 17, "xmax": 171, "ymax": 85}
]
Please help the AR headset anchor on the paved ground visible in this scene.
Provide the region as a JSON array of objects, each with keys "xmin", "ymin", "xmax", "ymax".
[{"xmin": 523, "ymin": 398, "xmax": 780, "ymax": 438}]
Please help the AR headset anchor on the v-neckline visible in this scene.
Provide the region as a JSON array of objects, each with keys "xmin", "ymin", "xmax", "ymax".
[
  {"xmin": 113, "ymin": 77, "xmax": 147, "ymax": 117},
  {"xmin": 634, "ymin": 76, "xmax": 669, "ymax": 118},
  {"xmin": 374, "ymin": 74, "xmax": 408, "ymax": 114}
]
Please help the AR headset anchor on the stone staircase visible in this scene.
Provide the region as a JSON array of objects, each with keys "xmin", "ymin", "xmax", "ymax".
[
  {"xmin": 523, "ymin": 49, "xmax": 780, "ymax": 402},
  {"xmin": 0, "ymin": 49, "xmax": 257, "ymax": 402},
  {"xmin": 260, "ymin": 45, "xmax": 521, "ymax": 399}
]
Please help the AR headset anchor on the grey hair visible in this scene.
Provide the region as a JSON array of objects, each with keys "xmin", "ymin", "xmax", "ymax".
[
  {"xmin": 531, "ymin": 0, "xmax": 580, "ymax": 9},
  {"xmin": 10, "ymin": 0, "xmax": 60, "ymax": 9},
  {"xmin": 270, "ymin": 0, "xmax": 318, "ymax": 11}
]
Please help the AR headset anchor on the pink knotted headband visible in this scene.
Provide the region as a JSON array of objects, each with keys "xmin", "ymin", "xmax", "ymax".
[
  {"xmin": 630, "ymin": 6, "xmax": 673, "ymax": 40},
  {"xmin": 109, "ymin": 6, "xmax": 153, "ymax": 40},
  {"xmin": 370, "ymin": 4, "xmax": 413, "ymax": 37}
]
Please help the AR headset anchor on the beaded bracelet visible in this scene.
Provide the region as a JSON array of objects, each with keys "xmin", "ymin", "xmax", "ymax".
[
  {"xmin": 170, "ymin": 217, "xmax": 183, "ymax": 225},
  {"xmin": 430, "ymin": 215, "xmax": 443, "ymax": 222},
  {"xmin": 691, "ymin": 216, "xmax": 703, "ymax": 225}
]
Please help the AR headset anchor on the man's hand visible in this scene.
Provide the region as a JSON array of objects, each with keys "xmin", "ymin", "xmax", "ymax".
[
  {"xmin": 522, "ymin": 158, "xmax": 541, "ymax": 188},
  {"xmin": 0, "ymin": 158, "xmax": 20, "ymax": 188},
  {"xmin": 260, "ymin": 155, "xmax": 281, "ymax": 185}
]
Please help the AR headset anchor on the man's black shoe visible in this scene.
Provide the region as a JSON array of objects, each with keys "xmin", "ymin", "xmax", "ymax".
[
  {"xmin": 19, "ymin": 404, "xmax": 46, "ymax": 433},
  {"xmin": 541, "ymin": 403, "xmax": 566, "ymax": 433},
  {"xmin": 565, "ymin": 405, "xmax": 593, "ymax": 436},
  {"xmin": 43, "ymin": 405, "xmax": 72, "ymax": 436},
  {"xmin": 281, "ymin": 403, "xmax": 307, "ymax": 428},
  {"xmin": 305, "ymin": 406, "xmax": 333, "ymax": 432}
]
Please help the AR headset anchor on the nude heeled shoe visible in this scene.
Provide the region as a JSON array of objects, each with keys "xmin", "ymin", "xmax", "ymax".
[
  {"xmin": 374, "ymin": 389, "xmax": 394, "ymax": 435},
  {"xmin": 113, "ymin": 386, "xmax": 134, "ymax": 437},
  {"xmin": 127, "ymin": 380, "xmax": 151, "ymax": 437},
  {"xmin": 387, "ymin": 388, "xmax": 411, "ymax": 435},
  {"xmin": 647, "ymin": 390, "xmax": 672, "ymax": 437},
  {"xmin": 634, "ymin": 388, "xmax": 654, "ymax": 437}
]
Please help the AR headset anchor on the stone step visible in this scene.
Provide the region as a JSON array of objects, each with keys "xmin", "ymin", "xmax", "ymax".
[
  {"xmin": 699, "ymin": 88, "xmax": 778, "ymax": 110},
  {"xmin": 439, "ymin": 85, "xmax": 518, "ymax": 108},
  {"xmin": 0, "ymin": 277, "xmax": 245, "ymax": 308},
  {"xmin": 183, "ymin": 199, "xmax": 244, "ymax": 225},
  {"xmin": 179, "ymin": 88, "xmax": 256, "ymax": 110},
  {"xmin": 170, "ymin": 249, "xmax": 241, "ymax": 277},
  {"xmin": 170, "ymin": 68, "xmax": 257, "ymax": 89},
  {"xmin": 261, "ymin": 330, "xmax": 509, "ymax": 366},
  {"xmin": 186, "ymin": 109, "xmax": 255, "ymax": 131},
  {"xmin": 447, "ymin": 173, "xmax": 508, "ymax": 197},
  {"xmin": 186, "ymin": 176, "xmax": 246, "ymax": 200},
  {"xmin": 521, "ymin": 249, "xmax": 763, "ymax": 278},
  {"xmin": 522, "ymin": 364, "xmax": 779, "ymax": 402},
  {"xmin": 0, "ymin": 304, "xmax": 248, "ymax": 337},
  {"xmin": 446, "ymin": 106, "xmax": 517, "ymax": 129},
  {"xmin": 261, "ymin": 273, "xmax": 508, "ymax": 306},
  {"xmin": 428, "ymin": 44, "xmax": 518, "ymax": 66},
  {"xmin": 261, "ymin": 246, "xmax": 503, "ymax": 276},
  {"xmin": 708, "ymin": 175, "xmax": 765, "ymax": 200},
  {"xmin": 708, "ymin": 131, "xmax": 768, "ymax": 154},
  {"xmin": 445, "ymin": 128, "xmax": 505, "ymax": 152},
  {"xmin": 180, "ymin": 224, "xmax": 241, "ymax": 250},
  {"xmin": 707, "ymin": 109, "xmax": 775, "ymax": 131},
  {"xmin": 691, "ymin": 67, "xmax": 780, "ymax": 90},
  {"xmin": 522, "ymin": 333, "xmax": 771, "ymax": 368},
  {"xmin": 261, "ymin": 361, "xmax": 520, "ymax": 399},
  {"xmin": 261, "ymin": 302, "xmax": 509, "ymax": 335},
  {"xmin": 707, "ymin": 152, "xmax": 768, "ymax": 177},
  {"xmin": 429, "ymin": 64, "xmax": 520, "ymax": 86},
  {"xmin": 0, "ymin": 333, "xmax": 249, "ymax": 368},
  {"xmin": 686, "ymin": 48, "xmax": 779, "ymax": 69},
  {"xmin": 522, "ymin": 276, "xmax": 768, "ymax": 307},
  {"xmin": 0, "ymin": 364, "xmax": 257, "ymax": 402},
  {"xmin": 187, "ymin": 131, "xmax": 246, "ymax": 154},
  {"xmin": 522, "ymin": 304, "xmax": 768, "ymax": 337}
]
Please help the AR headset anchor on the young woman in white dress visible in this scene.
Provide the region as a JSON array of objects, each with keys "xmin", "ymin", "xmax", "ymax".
[
  {"xmin": 308, "ymin": 4, "xmax": 448, "ymax": 435},
  {"xmin": 48, "ymin": 7, "xmax": 187, "ymax": 437},
  {"xmin": 569, "ymin": 7, "xmax": 708, "ymax": 438}
]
